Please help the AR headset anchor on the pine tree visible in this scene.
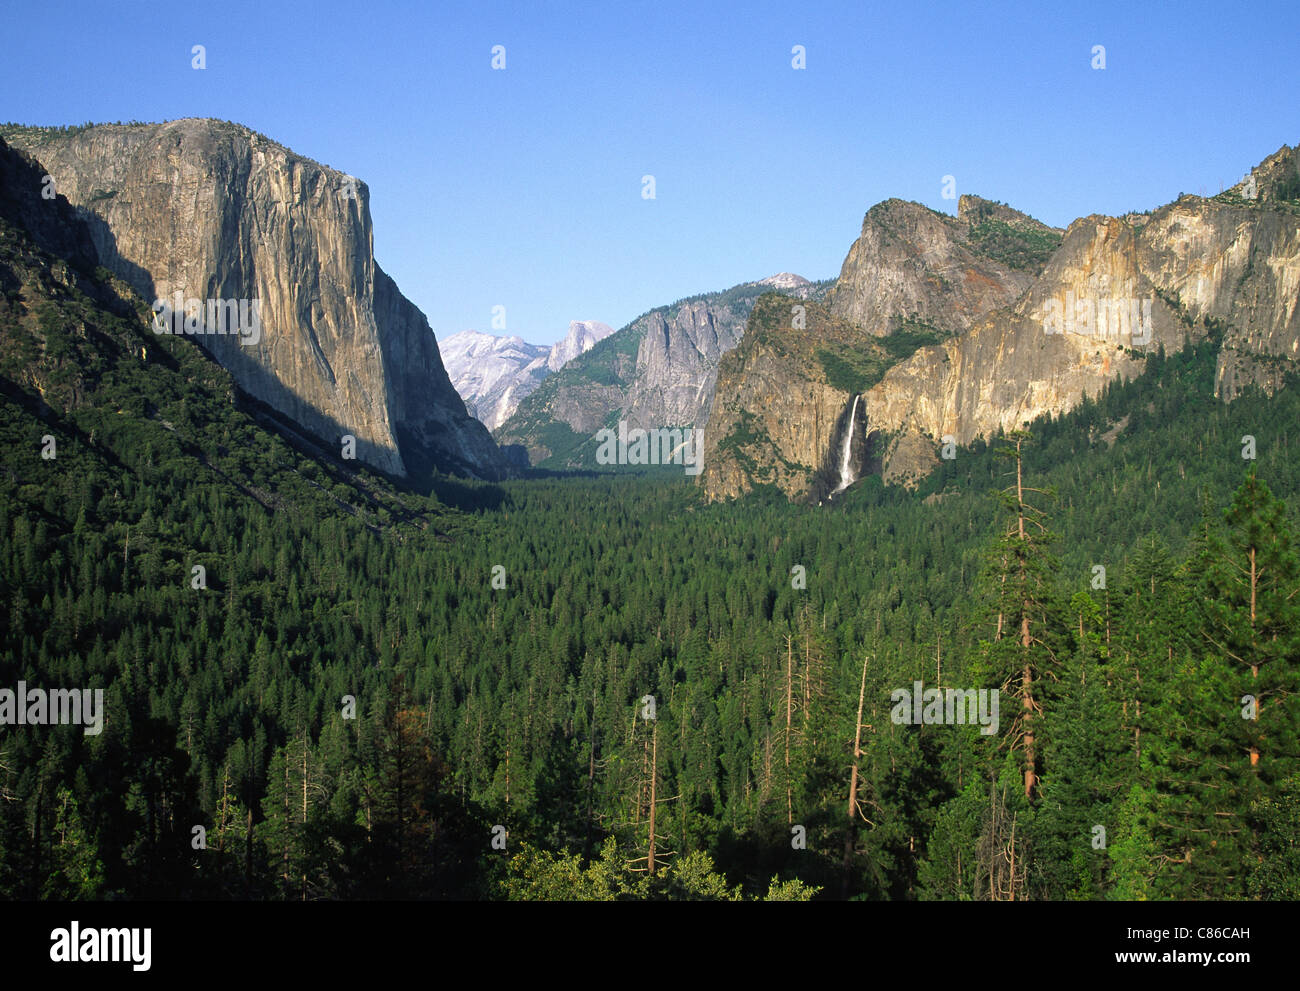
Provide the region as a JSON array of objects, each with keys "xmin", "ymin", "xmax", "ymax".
[
  {"xmin": 1200, "ymin": 470, "xmax": 1300, "ymax": 785},
  {"xmin": 43, "ymin": 786, "xmax": 105, "ymax": 899},
  {"xmin": 1035, "ymin": 591, "xmax": 1125, "ymax": 899},
  {"xmin": 211, "ymin": 761, "xmax": 248, "ymax": 894},
  {"xmin": 1193, "ymin": 469, "xmax": 1300, "ymax": 889},
  {"xmin": 978, "ymin": 432, "xmax": 1061, "ymax": 800}
]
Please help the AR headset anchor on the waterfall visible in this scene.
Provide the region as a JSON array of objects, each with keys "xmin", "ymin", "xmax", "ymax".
[{"xmin": 829, "ymin": 394, "xmax": 859, "ymax": 498}]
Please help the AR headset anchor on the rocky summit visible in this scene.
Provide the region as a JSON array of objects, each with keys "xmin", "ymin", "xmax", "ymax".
[{"xmin": 825, "ymin": 195, "xmax": 1061, "ymax": 337}]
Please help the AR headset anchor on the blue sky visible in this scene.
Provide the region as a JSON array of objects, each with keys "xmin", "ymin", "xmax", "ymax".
[{"xmin": 2, "ymin": 0, "xmax": 1297, "ymax": 346}]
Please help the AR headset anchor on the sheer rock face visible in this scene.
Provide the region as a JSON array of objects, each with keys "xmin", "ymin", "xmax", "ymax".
[
  {"xmin": 625, "ymin": 298, "xmax": 749, "ymax": 432},
  {"xmin": 1137, "ymin": 160, "xmax": 1300, "ymax": 400},
  {"xmin": 863, "ymin": 214, "xmax": 1189, "ymax": 483},
  {"xmin": 865, "ymin": 170, "xmax": 1300, "ymax": 481},
  {"xmin": 704, "ymin": 146, "xmax": 1300, "ymax": 500},
  {"xmin": 825, "ymin": 196, "xmax": 1053, "ymax": 337},
  {"xmin": 5, "ymin": 119, "xmax": 505, "ymax": 479}
]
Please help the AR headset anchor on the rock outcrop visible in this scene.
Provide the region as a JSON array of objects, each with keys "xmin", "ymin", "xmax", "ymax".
[
  {"xmin": 699, "ymin": 296, "xmax": 889, "ymax": 501},
  {"xmin": 701, "ymin": 198, "xmax": 1061, "ymax": 501},
  {"xmin": 863, "ymin": 154, "xmax": 1300, "ymax": 485},
  {"xmin": 2, "ymin": 119, "xmax": 505, "ymax": 480},
  {"xmin": 825, "ymin": 196, "xmax": 1060, "ymax": 336}
]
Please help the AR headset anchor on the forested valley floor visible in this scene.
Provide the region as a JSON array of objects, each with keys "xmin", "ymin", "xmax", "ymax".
[{"xmin": 2, "ymin": 256, "xmax": 1298, "ymax": 899}]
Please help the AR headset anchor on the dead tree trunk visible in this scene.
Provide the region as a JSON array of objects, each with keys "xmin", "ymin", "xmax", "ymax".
[{"xmin": 843, "ymin": 652, "xmax": 870, "ymax": 896}]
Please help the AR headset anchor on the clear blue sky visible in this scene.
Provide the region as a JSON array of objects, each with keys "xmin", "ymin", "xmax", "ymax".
[{"xmin": 2, "ymin": 0, "xmax": 1296, "ymax": 346}]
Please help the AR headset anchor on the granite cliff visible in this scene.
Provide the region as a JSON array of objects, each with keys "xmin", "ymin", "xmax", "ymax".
[
  {"xmin": 700, "ymin": 295, "xmax": 890, "ymax": 501},
  {"xmin": 2, "ymin": 119, "xmax": 505, "ymax": 481},
  {"xmin": 702, "ymin": 146, "xmax": 1300, "ymax": 501},
  {"xmin": 825, "ymin": 195, "xmax": 1060, "ymax": 336}
]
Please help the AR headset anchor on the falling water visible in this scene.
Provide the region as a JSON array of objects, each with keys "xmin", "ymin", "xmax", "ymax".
[{"xmin": 829, "ymin": 394, "xmax": 859, "ymax": 498}]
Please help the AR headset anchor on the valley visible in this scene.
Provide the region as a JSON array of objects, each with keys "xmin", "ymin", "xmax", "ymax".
[
  {"xmin": 1, "ymin": 21, "xmax": 1298, "ymax": 909},
  {"xmin": 2, "ymin": 122, "xmax": 1297, "ymax": 898}
]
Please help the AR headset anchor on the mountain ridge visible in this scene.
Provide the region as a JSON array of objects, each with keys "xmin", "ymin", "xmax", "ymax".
[
  {"xmin": 701, "ymin": 144, "xmax": 1300, "ymax": 501},
  {"xmin": 495, "ymin": 275, "xmax": 833, "ymax": 467},
  {"xmin": 440, "ymin": 320, "xmax": 614, "ymax": 430}
]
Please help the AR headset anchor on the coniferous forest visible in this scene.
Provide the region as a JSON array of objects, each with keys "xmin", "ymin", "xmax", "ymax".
[
  {"xmin": 2, "ymin": 230, "xmax": 1298, "ymax": 902},
  {"xmin": 2, "ymin": 4, "xmax": 1299, "ymax": 941}
]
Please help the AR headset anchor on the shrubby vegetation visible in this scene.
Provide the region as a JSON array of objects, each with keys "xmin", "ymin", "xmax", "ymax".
[{"xmin": 967, "ymin": 217, "xmax": 1063, "ymax": 272}]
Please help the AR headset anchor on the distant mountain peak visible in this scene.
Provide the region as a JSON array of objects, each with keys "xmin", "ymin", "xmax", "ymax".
[
  {"xmin": 442, "ymin": 320, "xmax": 614, "ymax": 431},
  {"xmin": 548, "ymin": 320, "xmax": 615, "ymax": 372},
  {"xmin": 442, "ymin": 329, "xmax": 540, "ymax": 355},
  {"xmin": 755, "ymin": 273, "xmax": 811, "ymax": 289}
]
